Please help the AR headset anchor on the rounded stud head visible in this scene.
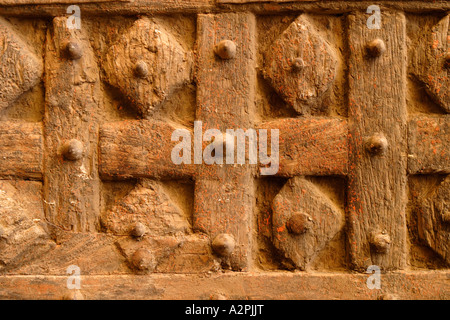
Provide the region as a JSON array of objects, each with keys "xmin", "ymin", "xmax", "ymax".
[
  {"xmin": 444, "ymin": 52, "xmax": 450, "ymax": 69},
  {"xmin": 130, "ymin": 248, "xmax": 156, "ymax": 271},
  {"xmin": 212, "ymin": 233, "xmax": 235, "ymax": 257},
  {"xmin": 366, "ymin": 133, "xmax": 388, "ymax": 155},
  {"xmin": 134, "ymin": 60, "xmax": 149, "ymax": 78},
  {"xmin": 62, "ymin": 139, "xmax": 84, "ymax": 161},
  {"xmin": 371, "ymin": 233, "xmax": 391, "ymax": 253},
  {"xmin": 215, "ymin": 40, "xmax": 237, "ymax": 60},
  {"xmin": 291, "ymin": 57, "xmax": 306, "ymax": 72},
  {"xmin": 65, "ymin": 42, "xmax": 83, "ymax": 60},
  {"xmin": 286, "ymin": 213, "xmax": 313, "ymax": 235},
  {"xmin": 366, "ymin": 39, "xmax": 386, "ymax": 58},
  {"xmin": 131, "ymin": 222, "xmax": 147, "ymax": 238}
]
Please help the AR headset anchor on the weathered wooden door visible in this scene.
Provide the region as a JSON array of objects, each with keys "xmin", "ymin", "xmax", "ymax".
[{"xmin": 0, "ymin": 0, "xmax": 448, "ymax": 299}]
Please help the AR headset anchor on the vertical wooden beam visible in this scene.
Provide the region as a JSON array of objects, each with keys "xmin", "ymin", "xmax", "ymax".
[
  {"xmin": 43, "ymin": 17, "xmax": 100, "ymax": 232},
  {"xmin": 347, "ymin": 11, "xmax": 408, "ymax": 270},
  {"xmin": 194, "ymin": 13, "xmax": 256, "ymax": 271}
]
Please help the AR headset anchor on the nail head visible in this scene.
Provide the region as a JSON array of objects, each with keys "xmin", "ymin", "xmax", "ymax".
[
  {"xmin": 62, "ymin": 139, "xmax": 84, "ymax": 161},
  {"xmin": 366, "ymin": 39, "xmax": 386, "ymax": 58},
  {"xmin": 65, "ymin": 42, "xmax": 83, "ymax": 60},
  {"xmin": 215, "ymin": 40, "xmax": 237, "ymax": 60},
  {"xmin": 134, "ymin": 60, "xmax": 149, "ymax": 78},
  {"xmin": 286, "ymin": 213, "xmax": 313, "ymax": 235},
  {"xmin": 212, "ymin": 233, "xmax": 235, "ymax": 257}
]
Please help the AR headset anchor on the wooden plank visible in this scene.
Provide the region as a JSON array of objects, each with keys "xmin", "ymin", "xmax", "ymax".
[
  {"xmin": 43, "ymin": 17, "xmax": 100, "ymax": 233},
  {"xmin": 408, "ymin": 116, "xmax": 450, "ymax": 174},
  {"xmin": 219, "ymin": 0, "xmax": 433, "ymax": 2},
  {"xmin": 0, "ymin": 0, "xmax": 128, "ymax": 4},
  {"xmin": 259, "ymin": 118, "xmax": 348, "ymax": 177},
  {"xmin": 0, "ymin": 1, "xmax": 448, "ymax": 16},
  {"xmin": 0, "ymin": 272, "xmax": 448, "ymax": 299},
  {"xmin": 99, "ymin": 120, "xmax": 194, "ymax": 180},
  {"xmin": 347, "ymin": 11, "xmax": 408, "ymax": 271},
  {"xmin": 194, "ymin": 13, "xmax": 256, "ymax": 271},
  {"xmin": 0, "ymin": 122, "xmax": 43, "ymax": 179}
]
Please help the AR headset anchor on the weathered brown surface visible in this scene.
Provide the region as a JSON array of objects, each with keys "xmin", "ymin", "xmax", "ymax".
[
  {"xmin": 0, "ymin": 122, "xmax": 43, "ymax": 179},
  {"xmin": 347, "ymin": 11, "xmax": 408, "ymax": 271},
  {"xmin": 272, "ymin": 177, "xmax": 344, "ymax": 270},
  {"xmin": 0, "ymin": 2, "xmax": 449, "ymax": 300},
  {"xmin": 0, "ymin": 1, "xmax": 449, "ymax": 17},
  {"xmin": 0, "ymin": 0, "xmax": 128, "ymax": 4},
  {"xmin": 0, "ymin": 272, "xmax": 448, "ymax": 300},
  {"xmin": 0, "ymin": 17, "xmax": 43, "ymax": 112},
  {"xmin": 263, "ymin": 15, "xmax": 338, "ymax": 115},
  {"xmin": 103, "ymin": 17, "xmax": 192, "ymax": 117},
  {"xmin": 259, "ymin": 118, "xmax": 348, "ymax": 177},
  {"xmin": 411, "ymin": 14, "xmax": 449, "ymax": 112},
  {"xmin": 99, "ymin": 120, "xmax": 194, "ymax": 180},
  {"xmin": 414, "ymin": 176, "xmax": 450, "ymax": 265},
  {"xmin": 43, "ymin": 17, "xmax": 101, "ymax": 233},
  {"xmin": 101, "ymin": 179, "xmax": 189, "ymax": 236},
  {"xmin": 193, "ymin": 13, "xmax": 256, "ymax": 271},
  {"xmin": 0, "ymin": 181, "xmax": 54, "ymax": 274},
  {"xmin": 408, "ymin": 116, "xmax": 450, "ymax": 174}
]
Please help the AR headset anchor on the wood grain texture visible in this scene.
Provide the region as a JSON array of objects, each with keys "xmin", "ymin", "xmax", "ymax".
[
  {"xmin": 415, "ymin": 176, "xmax": 450, "ymax": 265},
  {"xmin": 43, "ymin": 17, "xmax": 100, "ymax": 233},
  {"xmin": 0, "ymin": 17, "xmax": 43, "ymax": 112},
  {"xmin": 272, "ymin": 177, "xmax": 344, "ymax": 270},
  {"xmin": 99, "ymin": 120, "xmax": 194, "ymax": 179},
  {"xmin": 259, "ymin": 118, "xmax": 348, "ymax": 177},
  {"xmin": 0, "ymin": 1, "xmax": 448, "ymax": 17},
  {"xmin": 0, "ymin": 122, "xmax": 43, "ymax": 179},
  {"xmin": 103, "ymin": 17, "xmax": 192, "ymax": 117},
  {"xmin": 411, "ymin": 14, "xmax": 449, "ymax": 112},
  {"xmin": 115, "ymin": 235, "xmax": 216, "ymax": 274},
  {"xmin": 408, "ymin": 116, "xmax": 450, "ymax": 174},
  {"xmin": 101, "ymin": 179, "xmax": 190, "ymax": 236},
  {"xmin": 262, "ymin": 15, "xmax": 337, "ymax": 114},
  {"xmin": 0, "ymin": 181, "xmax": 55, "ymax": 274},
  {"xmin": 347, "ymin": 11, "xmax": 408, "ymax": 271},
  {"xmin": 0, "ymin": 271, "xmax": 448, "ymax": 300},
  {"xmin": 0, "ymin": 0, "xmax": 128, "ymax": 4},
  {"xmin": 194, "ymin": 13, "xmax": 256, "ymax": 271}
]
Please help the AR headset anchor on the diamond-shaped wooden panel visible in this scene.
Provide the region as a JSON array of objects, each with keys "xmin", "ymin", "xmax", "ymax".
[
  {"xmin": 263, "ymin": 15, "xmax": 338, "ymax": 114},
  {"xmin": 0, "ymin": 17, "xmax": 43, "ymax": 112},
  {"xmin": 412, "ymin": 14, "xmax": 449, "ymax": 112},
  {"xmin": 272, "ymin": 177, "xmax": 344, "ymax": 270},
  {"xmin": 103, "ymin": 17, "xmax": 192, "ymax": 117}
]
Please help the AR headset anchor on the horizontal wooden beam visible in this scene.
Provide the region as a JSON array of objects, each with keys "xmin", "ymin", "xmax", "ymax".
[
  {"xmin": 0, "ymin": 121, "xmax": 43, "ymax": 180},
  {"xmin": 219, "ymin": 0, "xmax": 439, "ymax": 2},
  {"xmin": 0, "ymin": 0, "xmax": 129, "ymax": 5},
  {"xmin": 259, "ymin": 118, "xmax": 348, "ymax": 177},
  {"xmin": 0, "ymin": 271, "xmax": 448, "ymax": 299},
  {"xmin": 99, "ymin": 120, "xmax": 195, "ymax": 180},
  {"xmin": 408, "ymin": 116, "xmax": 450, "ymax": 174},
  {"xmin": 0, "ymin": 1, "xmax": 449, "ymax": 17}
]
